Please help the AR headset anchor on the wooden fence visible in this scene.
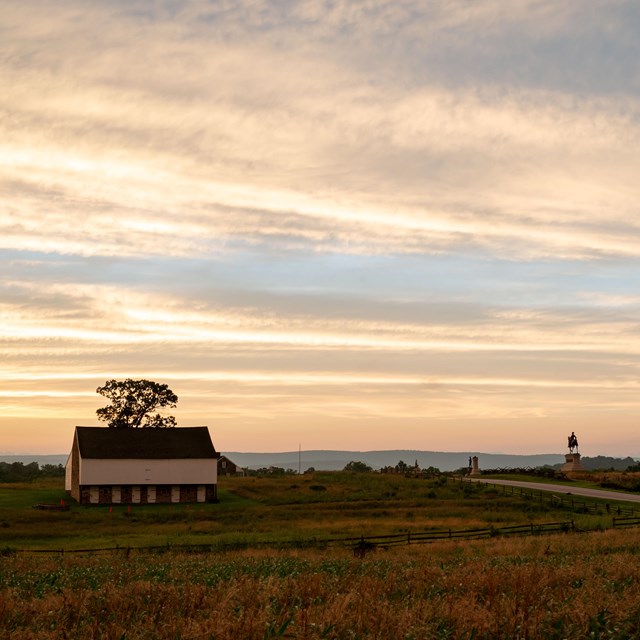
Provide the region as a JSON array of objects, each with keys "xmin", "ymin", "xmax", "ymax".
[
  {"xmin": 468, "ymin": 479, "xmax": 638, "ymax": 517},
  {"xmin": 333, "ymin": 520, "xmax": 574, "ymax": 551},
  {"xmin": 612, "ymin": 516, "xmax": 640, "ymax": 528},
  {"xmin": 7, "ymin": 520, "xmax": 576, "ymax": 556}
]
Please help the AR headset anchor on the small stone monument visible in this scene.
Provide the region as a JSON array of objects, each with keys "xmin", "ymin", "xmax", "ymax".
[
  {"xmin": 562, "ymin": 431, "xmax": 585, "ymax": 472},
  {"xmin": 469, "ymin": 455, "xmax": 481, "ymax": 476}
]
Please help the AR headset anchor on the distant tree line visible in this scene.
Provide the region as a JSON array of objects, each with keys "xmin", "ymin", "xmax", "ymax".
[
  {"xmin": 228, "ymin": 456, "xmax": 640, "ymax": 478},
  {"xmin": 343, "ymin": 461, "xmax": 373, "ymax": 472},
  {"xmin": 0, "ymin": 462, "xmax": 65, "ymax": 483},
  {"xmin": 245, "ymin": 466, "xmax": 298, "ymax": 476},
  {"xmin": 543, "ymin": 457, "xmax": 639, "ymax": 473},
  {"xmin": 579, "ymin": 456, "xmax": 638, "ymax": 472},
  {"xmin": 346, "ymin": 460, "xmax": 441, "ymax": 475},
  {"xmin": 477, "ymin": 466, "xmax": 563, "ymax": 479},
  {"xmin": 243, "ymin": 460, "xmax": 444, "ymax": 476}
]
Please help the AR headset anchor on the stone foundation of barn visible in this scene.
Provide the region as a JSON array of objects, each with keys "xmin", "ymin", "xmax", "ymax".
[{"xmin": 76, "ymin": 484, "xmax": 218, "ymax": 505}]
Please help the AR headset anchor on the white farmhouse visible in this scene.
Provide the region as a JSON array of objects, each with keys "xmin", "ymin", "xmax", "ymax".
[{"xmin": 65, "ymin": 426, "xmax": 219, "ymax": 505}]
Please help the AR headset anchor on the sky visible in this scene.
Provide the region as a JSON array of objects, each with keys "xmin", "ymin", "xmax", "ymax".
[{"xmin": 1, "ymin": 0, "xmax": 640, "ymax": 457}]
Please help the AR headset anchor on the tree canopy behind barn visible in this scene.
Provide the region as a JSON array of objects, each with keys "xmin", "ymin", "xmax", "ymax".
[{"xmin": 96, "ymin": 379, "xmax": 178, "ymax": 428}]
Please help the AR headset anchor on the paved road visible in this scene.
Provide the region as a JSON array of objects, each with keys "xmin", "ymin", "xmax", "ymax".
[{"xmin": 468, "ymin": 477, "xmax": 640, "ymax": 504}]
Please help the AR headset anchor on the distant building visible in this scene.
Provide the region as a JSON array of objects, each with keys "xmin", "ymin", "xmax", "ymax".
[
  {"xmin": 217, "ymin": 454, "xmax": 245, "ymax": 477},
  {"xmin": 65, "ymin": 426, "xmax": 219, "ymax": 505}
]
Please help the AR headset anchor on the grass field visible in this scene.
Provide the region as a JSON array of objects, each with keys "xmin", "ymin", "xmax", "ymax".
[
  {"xmin": 3, "ymin": 473, "xmax": 640, "ymax": 638},
  {"xmin": 0, "ymin": 472, "xmax": 630, "ymax": 551}
]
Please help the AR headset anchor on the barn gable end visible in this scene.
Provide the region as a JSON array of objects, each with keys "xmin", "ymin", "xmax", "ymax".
[{"xmin": 66, "ymin": 426, "xmax": 219, "ymax": 505}]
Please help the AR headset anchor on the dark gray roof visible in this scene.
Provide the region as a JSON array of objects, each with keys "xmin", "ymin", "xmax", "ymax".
[{"xmin": 75, "ymin": 426, "xmax": 217, "ymax": 459}]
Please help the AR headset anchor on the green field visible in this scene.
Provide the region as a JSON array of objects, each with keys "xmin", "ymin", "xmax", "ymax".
[
  {"xmin": 3, "ymin": 473, "xmax": 640, "ymax": 638},
  {"xmin": 0, "ymin": 472, "xmax": 632, "ymax": 551}
]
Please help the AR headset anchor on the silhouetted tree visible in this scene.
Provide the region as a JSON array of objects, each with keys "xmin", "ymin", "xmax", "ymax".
[
  {"xmin": 343, "ymin": 460, "xmax": 373, "ymax": 472},
  {"xmin": 422, "ymin": 466, "xmax": 441, "ymax": 475},
  {"xmin": 96, "ymin": 379, "xmax": 177, "ymax": 428}
]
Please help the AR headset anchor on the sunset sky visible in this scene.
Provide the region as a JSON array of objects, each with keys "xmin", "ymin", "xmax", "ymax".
[{"xmin": 2, "ymin": 0, "xmax": 640, "ymax": 456}]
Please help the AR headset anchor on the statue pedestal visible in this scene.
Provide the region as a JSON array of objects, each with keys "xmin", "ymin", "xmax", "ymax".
[
  {"xmin": 562, "ymin": 453, "xmax": 585, "ymax": 472},
  {"xmin": 469, "ymin": 455, "xmax": 481, "ymax": 476}
]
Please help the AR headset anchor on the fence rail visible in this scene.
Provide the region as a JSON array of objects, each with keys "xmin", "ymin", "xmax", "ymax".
[
  {"xmin": 469, "ymin": 479, "xmax": 638, "ymax": 517},
  {"xmin": 7, "ymin": 519, "xmax": 576, "ymax": 557},
  {"xmin": 612, "ymin": 516, "xmax": 640, "ymax": 528},
  {"xmin": 332, "ymin": 520, "xmax": 576, "ymax": 549}
]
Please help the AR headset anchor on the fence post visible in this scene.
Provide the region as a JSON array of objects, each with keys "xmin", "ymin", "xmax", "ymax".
[{"xmin": 408, "ymin": 532, "xmax": 411, "ymax": 545}]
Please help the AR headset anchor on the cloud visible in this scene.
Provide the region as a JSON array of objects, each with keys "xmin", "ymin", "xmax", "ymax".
[
  {"xmin": 2, "ymin": 1, "xmax": 640, "ymax": 263},
  {"xmin": 2, "ymin": 0, "xmax": 640, "ymax": 453}
]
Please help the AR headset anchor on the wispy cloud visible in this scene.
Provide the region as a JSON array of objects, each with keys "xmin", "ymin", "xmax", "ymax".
[
  {"xmin": 3, "ymin": 2, "xmax": 640, "ymax": 261},
  {"xmin": 1, "ymin": 0, "xmax": 640, "ymax": 454}
]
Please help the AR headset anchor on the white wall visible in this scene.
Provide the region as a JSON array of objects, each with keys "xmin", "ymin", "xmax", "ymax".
[
  {"xmin": 79, "ymin": 458, "xmax": 217, "ymax": 485},
  {"xmin": 64, "ymin": 453, "xmax": 72, "ymax": 491}
]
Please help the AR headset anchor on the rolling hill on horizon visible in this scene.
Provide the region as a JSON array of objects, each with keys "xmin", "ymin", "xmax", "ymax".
[
  {"xmin": 4, "ymin": 450, "xmax": 636, "ymax": 473},
  {"xmin": 1, "ymin": 449, "xmax": 563, "ymax": 472},
  {"xmin": 221, "ymin": 449, "xmax": 566, "ymax": 472}
]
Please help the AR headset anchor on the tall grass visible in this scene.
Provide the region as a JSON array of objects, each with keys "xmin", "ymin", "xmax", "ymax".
[
  {"xmin": 4, "ymin": 474, "xmax": 640, "ymax": 637},
  {"xmin": 2, "ymin": 529, "xmax": 640, "ymax": 639}
]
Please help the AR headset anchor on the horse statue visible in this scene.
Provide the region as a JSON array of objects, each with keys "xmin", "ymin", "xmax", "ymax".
[{"xmin": 567, "ymin": 432, "xmax": 579, "ymax": 453}]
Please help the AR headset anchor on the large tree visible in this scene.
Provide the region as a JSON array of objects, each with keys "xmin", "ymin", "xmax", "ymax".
[{"xmin": 96, "ymin": 379, "xmax": 178, "ymax": 428}]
